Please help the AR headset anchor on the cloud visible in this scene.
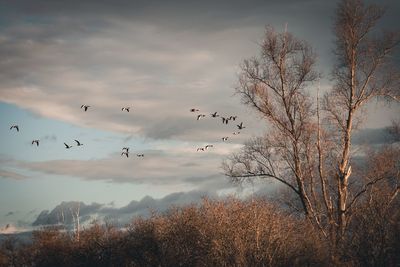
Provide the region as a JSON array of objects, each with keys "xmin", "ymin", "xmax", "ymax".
[
  {"xmin": 0, "ymin": 0, "xmax": 396, "ymax": 157},
  {"xmin": 5, "ymin": 212, "xmax": 15, "ymax": 217},
  {"xmin": 16, "ymin": 145, "xmax": 239, "ymax": 186},
  {"xmin": 32, "ymin": 189, "xmax": 218, "ymax": 227},
  {"xmin": 353, "ymin": 127, "xmax": 396, "ymax": 145},
  {"xmin": 32, "ymin": 201, "xmax": 104, "ymax": 226},
  {"xmin": 0, "ymin": 0, "xmax": 343, "ymax": 144},
  {"xmin": 0, "ymin": 169, "xmax": 28, "ymax": 180}
]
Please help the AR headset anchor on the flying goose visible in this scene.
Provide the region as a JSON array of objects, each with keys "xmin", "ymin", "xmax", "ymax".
[
  {"xmin": 10, "ymin": 125, "xmax": 19, "ymax": 132},
  {"xmin": 205, "ymin": 145, "xmax": 214, "ymax": 150},
  {"xmin": 32, "ymin": 140, "xmax": 40, "ymax": 146},
  {"xmin": 81, "ymin": 105, "xmax": 90, "ymax": 112},
  {"xmin": 233, "ymin": 131, "xmax": 240, "ymax": 135},
  {"xmin": 237, "ymin": 122, "xmax": 246, "ymax": 130},
  {"xmin": 122, "ymin": 107, "xmax": 130, "ymax": 112},
  {"xmin": 197, "ymin": 114, "xmax": 206, "ymax": 120},
  {"xmin": 122, "ymin": 147, "xmax": 129, "ymax": 152},
  {"xmin": 221, "ymin": 117, "xmax": 229, "ymax": 124},
  {"xmin": 74, "ymin": 140, "xmax": 83, "ymax": 146},
  {"xmin": 190, "ymin": 108, "xmax": 199, "ymax": 112},
  {"xmin": 121, "ymin": 151, "xmax": 129, "ymax": 158},
  {"xmin": 137, "ymin": 154, "xmax": 144, "ymax": 157},
  {"xmin": 229, "ymin": 116, "xmax": 237, "ymax": 121},
  {"xmin": 197, "ymin": 147, "xmax": 205, "ymax": 152},
  {"xmin": 211, "ymin": 112, "xmax": 219, "ymax": 118},
  {"xmin": 64, "ymin": 142, "xmax": 73, "ymax": 149},
  {"xmin": 222, "ymin": 137, "xmax": 229, "ymax": 142}
]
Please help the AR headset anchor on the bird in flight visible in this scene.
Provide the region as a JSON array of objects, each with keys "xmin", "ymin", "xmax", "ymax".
[
  {"xmin": 121, "ymin": 151, "xmax": 129, "ymax": 158},
  {"xmin": 122, "ymin": 147, "xmax": 129, "ymax": 153},
  {"xmin": 233, "ymin": 131, "xmax": 240, "ymax": 135},
  {"xmin": 221, "ymin": 117, "xmax": 229, "ymax": 124},
  {"xmin": 81, "ymin": 105, "xmax": 90, "ymax": 111},
  {"xmin": 74, "ymin": 140, "xmax": 83, "ymax": 146},
  {"xmin": 197, "ymin": 114, "xmax": 206, "ymax": 120},
  {"xmin": 205, "ymin": 145, "xmax": 214, "ymax": 150},
  {"xmin": 190, "ymin": 108, "xmax": 199, "ymax": 112},
  {"xmin": 197, "ymin": 147, "xmax": 205, "ymax": 152},
  {"xmin": 10, "ymin": 125, "xmax": 19, "ymax": 132},
  {"xmin": 211, "ymin": 112, "xmax": 219, "ymax": 118},
  {"xmin": 32, "ymin": 140, "xmax": 40, "ymax": 146},
  {"xmin": 229, "ymin": 116, "xmax": 237, "ymax": 121},
  {"xmin": 122, "ymin": 107, "xmax": 130, "ymax": 112},
  {"xmin": 64, "ymin": 143, "xmax": 73, "ymax": 149},
  {"xmin": 222, "ymin": 137, "xmax": 229, "ymax": 142},
  {"xmin": 137, "ymin": 154, "xmax": 144, "ymax": 157},
  {"xmin": 237, "ymin": 122, "xmax": 246, "ymax": 130}
]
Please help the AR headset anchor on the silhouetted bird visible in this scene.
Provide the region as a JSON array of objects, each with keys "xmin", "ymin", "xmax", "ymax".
[
  {"xmin": 121, "ymin": 152, "xmax": 129, "ymax": 158},
  {"xmin": 221, "ymin": 117, "xmax": 229, "ymax": 124},
  {"xmin": 190, "ymin": 108, "xmax": 199, "ymax": 112},
  {"xmin": 211, "ymin": 112, "xmax": 219, "ymax": 118},
  {"xmin": 197, "ymin": 147, "xmax": 205, "ymax": 151},
  {"xmin": 229, "ymin": 116, "xmax": 237, "ymax": 121},
  {"xmin": 81, "ymin": 105, "xmax": 90, "ymax": 111},
  {"xmin": 233, "ymin": 131, "xmax": 240, "ymax": 135},
  {"xmin": 137, "ymin": 154, "xmax": 144, "ymax": 157},
  {"xmin": 205, "ymin": 145, "xmax": 214, "ymax": 150},
  {"xmin": 122, "ymin": 107, "xmax": 130, "ymax": 112},
  {"xmin": 32, "ymin": 140, "xmax": 39, "ymax": 146},
  {"xmin": 10, "ymin": 125, "xmax": 19, "ymax": 132},
  {"xmin": 237, "ymin": 122, "xmax": 246, "ymax": 130},
  {"xmin": 222, "ymin": 137, "xmax": 229, "ymax": 141},
  {"xmin": 64, "ymin": 143, "xmax": 73, "ymax": 149},
  {"xmin": 197, "ymin": 114, "xmax": 206, "ymax": 120},
  {"xmin": 74, "ymin": 140, "xmax": 83, "ymax": 146},
  {"xmin": 122, "ymin": 147, "xmax": 129, "ymax": 152}
]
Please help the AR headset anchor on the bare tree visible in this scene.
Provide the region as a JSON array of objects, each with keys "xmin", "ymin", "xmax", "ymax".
[
  {"xmin": 223, "ymin": 0, "xmax": 400, "ymax": 256},
  {"xmin": 70, "ymin": 202, "xmax": 81, "ymax": 242},
  {"xmin": 325, "ymin": 0, "xmax": 399, "ymax": 242},
  {"xmin": 223, "ymin": 25, "xmax": 323, "ymax": 229}
]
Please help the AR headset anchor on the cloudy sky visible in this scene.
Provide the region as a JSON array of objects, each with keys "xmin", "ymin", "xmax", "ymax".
[{"xmin": 0, "ymin": 0, "xmax": 399, "ymax": 232}]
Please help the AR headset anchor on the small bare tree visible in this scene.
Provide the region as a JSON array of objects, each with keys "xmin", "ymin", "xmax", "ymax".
[
  {"xmin": 70, "ymin": 202, "xmax": 81, "ymax": 242},
  {"xmin": 223, "ymin": 0, "xmax": 400, "ymax": 256}
]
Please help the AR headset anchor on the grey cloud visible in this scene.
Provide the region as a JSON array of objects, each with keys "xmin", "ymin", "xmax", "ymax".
[
  {"xmin": 1, "ymin": 0, "xmax": 397, "ymax": 144},
  {"xmin": 353, "ymin": 127, "xmax": 396, "ymax": 145},
  {"xmin": 32, "ymin": 201, "xmax": 104, "ymax": 226},
  {"xmin": 1, "ymin": 0, "xmax": 335, "ymax": 28},
  {"xmin": 32, "ymin": 190, "xmax": 218, "ymax": 227},
  {"xmin": 17, "ymin": 150, "xmax": 230, "ymax": 185}
]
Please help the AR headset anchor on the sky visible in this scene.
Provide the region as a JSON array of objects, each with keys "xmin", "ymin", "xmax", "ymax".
[{"xmin": 0, "ymin": 0, "xmax": 399, "ymax": 232}]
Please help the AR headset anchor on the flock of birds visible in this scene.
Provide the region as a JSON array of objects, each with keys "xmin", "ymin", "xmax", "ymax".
[
  {"xmin": 189, "ymin": 108, "xmax": 246, "ymax": 152},
  {"xmin": 9, "ymin": 105, "xmax": 147, "ymax": 159},
  {"xmin": 9, "ymin": 105, "xmax": 247, "ymax": 158}
]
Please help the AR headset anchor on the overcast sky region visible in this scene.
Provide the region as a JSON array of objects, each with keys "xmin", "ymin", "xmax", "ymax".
[{"xmin": 0, "ymin": 0, "xmax": 399, "ymax": 232}]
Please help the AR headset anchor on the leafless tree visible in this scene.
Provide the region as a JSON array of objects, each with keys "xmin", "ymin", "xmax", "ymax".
[
  {"xmin": 223, "ymin": 0, "xmax": 399, "ymax": 257},
  {"xmin": 325, "ymin": 0, "xmax": 399, "ymax": 243},
  {"xmin": 70, "ymin": 202, "xmax": 81, "ymax": 242}
]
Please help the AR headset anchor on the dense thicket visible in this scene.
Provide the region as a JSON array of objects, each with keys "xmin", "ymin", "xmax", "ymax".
[{"xmin": 0, "ymin": 195, "xmax": 398, "ymax": 267}]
